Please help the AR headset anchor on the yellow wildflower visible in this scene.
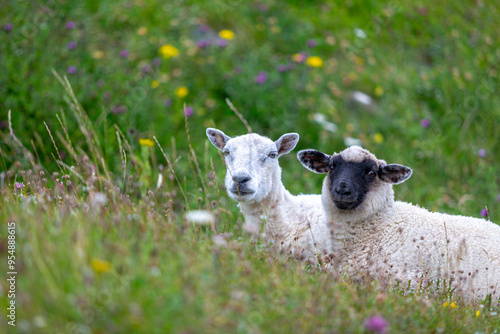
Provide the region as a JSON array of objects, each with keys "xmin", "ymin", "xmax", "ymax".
[
  {"xmin": 139, "ymin": 138, "xmax": 154, "ymax": 147},
  {"xmin": 442, "ymin": 302, "xmax": 449, "ymax": 308},
  {"xmin": 374, "ymin": 85, "xmax": 384, "ymax": 97},
  {"xmin": 449, "ymin": 302, "xmax": 457, "ymax": 309},
  {"xmin": 151, "ymin": 80, "xmax": 160, "ymax": 88},
  {"xmin": 476, "ymin": 310, "xmax": 481, "ymax": 317},
  {"xmin": 91, "ymin": 50, "xmax": 105, "ymax": 59},
  {"xmin": 159, "ymin": 44, "xmax": 179, "ymax": 59},
  {"xmin": 91, "ymin": 258, "xmax": 112, "ymax": 274},
  {"xmin": 306, "ymin": 56, "xmax": 323, "ymax": 68},
  {"xmin": 374, "ymin": 133, "xmax": 383, "ymax": 144},
  {"xmin": 218, "ymin": 29, "xmax": 235, "ymax": 40},
  {"xmin": 175, "ymin": 86, "xmax": 189, "ymax": 98},
  {"xmin": 137, "ymin": 27, "xmax": 148, "ymax": 35}
]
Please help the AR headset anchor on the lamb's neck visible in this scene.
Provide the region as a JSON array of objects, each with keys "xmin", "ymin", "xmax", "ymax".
[{"xmin": 239, "ymin": 182, "xmax": 293, "ymax": 237}]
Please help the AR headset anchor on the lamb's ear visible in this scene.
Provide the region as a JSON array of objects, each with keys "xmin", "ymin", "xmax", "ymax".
[
  {"xmin": 275, "ymin": 133, "xmax": 299, "ymax": 157},
  {"xmin": 378, "ymin": 164, "xmax": 412, "ymax": 184},
  {"xmin": 206, "ymin": 128, "xmax": 231, "ymax": 151},
  {"xmin": 297, "ymin": 150, "xmax": 332, "ymax": 174}
]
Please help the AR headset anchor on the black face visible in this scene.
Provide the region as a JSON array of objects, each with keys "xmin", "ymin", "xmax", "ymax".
[{"xmin": 327, "ymin": 156, "xmax": 378, "ymax": 210}]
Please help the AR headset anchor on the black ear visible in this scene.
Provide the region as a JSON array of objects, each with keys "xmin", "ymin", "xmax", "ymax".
[
  {"xmin": 378, "ymin": 164, "xmax": 412, "ymax": 184},
  {"xmin": 275, "ymin": 133, "xmax": 299, "ymax": 157},
  {"xmin": 206, "ymin": 128, "xmax": 231, "ymax": 151},
  {"xmin": 297, "ymin": 150, "xmax": 332, "ymax": 174}
]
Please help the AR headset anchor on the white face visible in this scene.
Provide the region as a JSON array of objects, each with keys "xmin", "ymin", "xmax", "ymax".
[
  {"xmin": 222, "ymin": 134, "xmax": 279, "ymax": 203},
  {"xmin": 207, "ymin": 128, "xmax": 299, "ymax": 204}
]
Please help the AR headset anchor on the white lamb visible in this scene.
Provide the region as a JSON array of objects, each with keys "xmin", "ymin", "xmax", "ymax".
[
  {"xmin": 207, "ymin": 128, "xmax": 332, "ymax": 261},
  {"xmin": 298, "ymin": 145, "xmax": 500, "ymax": 302}
]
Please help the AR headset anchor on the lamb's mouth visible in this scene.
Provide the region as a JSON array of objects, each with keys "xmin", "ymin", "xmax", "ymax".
[
  {"xmin": 229, "ymin": 188, "xmax": 255, "ymax": 197},
  {"xmin": 333, "ymin": 199, "xmax": 358, "ymax": 210}
]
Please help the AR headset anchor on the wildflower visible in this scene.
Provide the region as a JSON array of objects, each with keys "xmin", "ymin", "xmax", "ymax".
[
  {"xmin": 137, "ymin": 27, "xmax": 148, "ymax": 35},
  {"xmin": 159, "ymin": 44, "xmax": 179, "ymax": 59},
  {"xmin": 364, "ymin": 315, "xmax": 388, "ymax": 334},
  {"xmin": 306, "ymin": 56, "xmax": 323, "ymax": 67},
  {"xmin": 374, "ymin": 133, "xmax": 383, "ymax": 144},
  {"xmin": 91, "ymin": 50, "xmax": 105, "ymax": 59},
  {"xmin": 175, "ymin": 86, "xmax": 189, "ymax": 98},
  {"xmin": 498, "ymin": 194, "xmax": 500, "ymax": 202},
  {"xmin": 197, "ymin": 39, "xmax": 209, "ymax": 48},
  {"xmin": 111, "ymin": 105, "xmax": 127, "ymax": 114},
  {"xmin": 277, "ymin": 64, "xmax": 288, "ymax": 72},
  {"xmin": 5, "ymin": 23, "xmax": 13, "ymax": 31},
  {"xmin": 421, "ymin": 118, "xmax": 430, "ymax": 128},
  {"xmin": 185, "ymin": 210, "xmax": 215, "ymax": 225},
  {"xmin": 91, "ymin": 258, "xmax": 112, "ymax": 274},
  {"xmin": 120, "ymin": 49, "xmax": 130, "ymax": 58},
  {"xmin": 139, "ymin": 138, "xmax": 154, "ymax": 147},
  {"xmin": 14, "ymin": 182, "xmax": 24, "ymax": 191},
  {"xmin": 374, "ymin": 85, "xmax": 384, "ymax": 97},
  {"xmin": 233, "ymin": 66, "xmax": 242, "ymax": 74},
  {"xmin": 292, "ymin": 52, "xmax": 307, "ymax": 63},
  {"xmin": 184, "ymin": 106, "xmax": 194, "ymax": 117},
  {"xmin": 352, "ymin": 91, "xmax": 373, "ymax": 107},
  {"xmin": 478, "ymin": 149, "xmax": 486, "ymax": 158},
  {"xmin": 255, "ymin": 71, "xmax": 267, "ymax": 85},
  {"xmin": 151, "ymin": 80, "xmax": 160, "ymax": 88},
  {"xmin": 163, "ymin": 98, "xmax": 172, "ymax": 107},
  {"xmin": 442, "ymin": 302, "xmax": 448, "ymax": 308},
  {"xmin": 199, "ymin": 24, "xmax": 209, "ymax": 33},
  {"xmin": 67, "ymin": 41, "xmax": 77, "ymax": 50},
  {"xmin": 480, "ymin": 208, "xmax": 488, "ymax": 217},
  {"xmin": 307, "ymin": 39, "xmax": 317, "ymax": 47},
  {"xmin": 66, "ymin": 21, "xmax": 75, "ymax": 29},
  {"xmin": 218, "ymin": 29, "xmax": 235, "ymax": 40},
  {"xmin": 67, "ymin": 66, "xmax": 76, "ymax": 74},
  {"xmin": 217, "ymin": 39, "xmax": 227, "ymax": 47},
  {"xmin": 476, "ymin": 310, "xmax": 481, "ymax": 317},
  {"xmin": 354, "ymin": 28, "xmax": 367, "ymax": 39},
  {"xmin": 449, "ymin": 302, "xmax": 457, "ymax": 309},
  {"xmin": 152, "ymin": 57, "xmax": 161, "ymax": 66}
]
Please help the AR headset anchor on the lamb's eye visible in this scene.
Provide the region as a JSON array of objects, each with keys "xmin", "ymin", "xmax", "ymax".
[
  {"xmin": 268, "ymin": 152, "xmax": 277, "ymax": 159},
  {"xmin": 223, "ymin": 150, "xmax": 230, "ymax": 157},
  {"xmin": 368, "ymin": 170, "xmax": 377, "ymax": 177}
]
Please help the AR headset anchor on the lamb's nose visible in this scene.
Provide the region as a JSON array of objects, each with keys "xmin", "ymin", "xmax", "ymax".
[
  {"xmin": 335, "ymin": 182, "xmax": 351, "ymax": 196},
  {"xmin": 233, "ymin": 175, "xmax": 251, "ymax": 185}
]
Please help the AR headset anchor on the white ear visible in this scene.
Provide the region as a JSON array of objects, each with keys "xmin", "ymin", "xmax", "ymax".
[
  {"xmin": 275, "ymin": 133, "xmax": 299, "ymax": 157},
  {"xmin": 206, "ymin": 128, "xmax": 231, "ymax": 151}
]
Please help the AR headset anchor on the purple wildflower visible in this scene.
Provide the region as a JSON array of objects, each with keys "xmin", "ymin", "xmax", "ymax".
[
  {"xmin": 184, "ymin": 106, "xmax": 194, "ymax": 117},
  {"xmin": 196, "ymin": 39, "xmax": 209, "ymax": 48},
  {"xmin": 478, "ymin": 149, "xmax": 486, "ymax": 158},
  {"xmin": 96, "ymin": 79, "xmax": 104, "ymax": 87},
  {"xmin": 66, "ymin": 21, "xmax": 75, "ymax": 29},
  {"xmin": 120, "ymin": 49, "xmax": 130, "ymax": 58},
  {"xmin": 152, "ymin": 57, "xmax": 161, "ymax": 66},
  {"xmin": 163, "ymin": 98, "xmax": 172, "ymax": 107},
  {"xmin": 420, "ymin": 118, "xmax": 430, "ymax": 128},
  {"xmin": 277, "ymin": 64, "xmax": 288, "ymax": 72},
  {"xmin": 364, "ymin": 315, "xmax": 388, "ymax": 334},
  {"xmin": 498, "ymin": 194, "xmax": 500, "ymax": 202},
  {"xmin": 0, "ymin": 120, "xmax": 6, "ymax": 130},
  {"xmin": 217, "ymin": 39, "xmax": 227, "ymax": 47},
  {"xmin": 255, "ymin": 71, "xmax": 267, "ymax": 85},
  {"xmin": 5, "ymin": 23, "xmax": 13, "ymax": 31},
  {"xmin": 481, "ymin": 208, "xmax": 488, "ymax": 217},
  {"xmin": 199, "ymin": 24, "xmax": 209, "ymax": 33},
  {"xmin": 15, "ymin": 182, "xmax": 24, "ymax": 191},
  {"xmin": 111, "ymin": 105, "xmax": 127, "ymax": 114},
  {"xmin": 67, "ymin": 41, "xmax": 77, "ymax": 50},
  {"xmin": 307, "ymin": 39, "xmax": 317, "ymax": 47},
  {"xmin": 233, "ymin": 66, "xmax": 242, "ymax": 74},
  {"xmin": 67, "ymin": 66, "xmax": 77, "ymax": 74}
]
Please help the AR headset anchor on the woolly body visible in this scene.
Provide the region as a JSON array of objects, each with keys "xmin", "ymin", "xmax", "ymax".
[{"xmin": 300, "ymin": 145, "xmax": 500, "ymax": 301}]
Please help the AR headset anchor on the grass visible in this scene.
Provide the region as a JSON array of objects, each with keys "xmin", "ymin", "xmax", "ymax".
[{"xmin": 1, "ymin": 0, "xmax": 500, "ymax": 332}]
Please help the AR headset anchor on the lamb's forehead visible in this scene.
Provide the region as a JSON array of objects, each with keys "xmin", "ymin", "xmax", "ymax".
[
  {"xmin": 338, "ymin": 146, "xmax": 386, "ymax": 165},
  {"xmin": 225, "ymin": 133, "xmax": 276, "ymax": 152}
]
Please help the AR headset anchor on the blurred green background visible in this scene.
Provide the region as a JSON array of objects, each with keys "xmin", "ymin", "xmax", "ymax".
[{"xmin": 1, "ymin": 1, "xmax": 500, "ymax": 332}]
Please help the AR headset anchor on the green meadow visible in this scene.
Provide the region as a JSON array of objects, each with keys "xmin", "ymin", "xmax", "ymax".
[{"xmin": 1, "ymin": 1, "xmax": 499, "ymax": 332}]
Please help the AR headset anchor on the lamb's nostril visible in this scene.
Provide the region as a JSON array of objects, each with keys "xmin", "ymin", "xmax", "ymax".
[
  {"xmin": 335, "ymin": 182, "xmax": 351, "ymax": 196},
  {"xmin": 233, "ymin": 175, "xmax": 251, "ymax": 185}
]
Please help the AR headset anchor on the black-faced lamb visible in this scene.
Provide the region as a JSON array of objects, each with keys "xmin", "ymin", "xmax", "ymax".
[{"xmin": 298, "ymin": 145, "xmax": 500, "ymax": 301}]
